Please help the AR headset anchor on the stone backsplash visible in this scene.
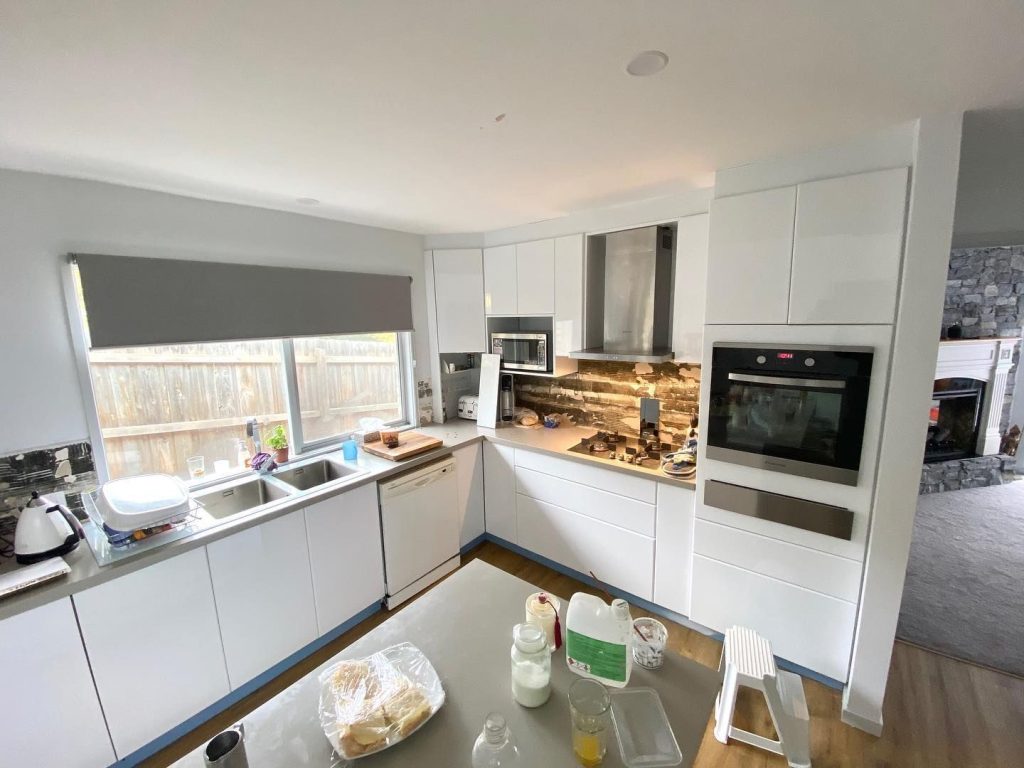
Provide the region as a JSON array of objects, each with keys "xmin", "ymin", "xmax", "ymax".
[
  {"xmin": 514, "ymin": 360, "xmax": 700, "ymax": 441},
  {"xmin": 0, "ymin": 441, "xmax": 97, "ymax": 521}
]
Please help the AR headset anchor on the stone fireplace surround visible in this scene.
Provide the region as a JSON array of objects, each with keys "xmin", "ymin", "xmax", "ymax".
[{"xmin": 920, "ymin": 338, "xmax": 1018, "ymax": 494}]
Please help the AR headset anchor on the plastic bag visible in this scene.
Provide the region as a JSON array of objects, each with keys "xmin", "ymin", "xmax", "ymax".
[{"xmin": 319, "ymin": 643, "xmax": 445, "ymax": 763}]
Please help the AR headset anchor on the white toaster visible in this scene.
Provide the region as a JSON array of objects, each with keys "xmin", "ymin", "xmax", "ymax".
[{"xmin": 457, "ymin": 394, "xmax": 480, "ymax": 420}]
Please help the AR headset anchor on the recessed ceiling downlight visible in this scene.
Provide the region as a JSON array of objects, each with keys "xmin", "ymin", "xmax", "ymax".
[
  {"xmin": 296, "ymin": 197, "xmax": 320, "ymax": 206},
  {"xmin": 626, "ymin": 50, "xmax": 668, "ymax": 77}
]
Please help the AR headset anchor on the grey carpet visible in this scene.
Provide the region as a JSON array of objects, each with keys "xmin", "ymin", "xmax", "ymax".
[{"xmin": 897, "ymin": 481, "xmax": 1024, "ymax": 676}]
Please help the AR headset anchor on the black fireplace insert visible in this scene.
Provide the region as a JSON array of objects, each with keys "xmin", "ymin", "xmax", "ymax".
[{"xmin": 924, "ymin": 377, "xmax": 985, "ymax": 462}]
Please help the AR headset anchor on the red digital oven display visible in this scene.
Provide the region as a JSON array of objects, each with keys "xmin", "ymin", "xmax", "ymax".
[{"xmin": 776, "ymin": 352, "xmax": 795, "ymax": 360}]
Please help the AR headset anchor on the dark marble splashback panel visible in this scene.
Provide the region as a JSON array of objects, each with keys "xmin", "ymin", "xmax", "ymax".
[
  {"xmin": 514, "ymin": 361, "xmax": 700, "ymax": 441},
  {"xmin": 0, "ymin": 442, "xmax": 97, "ymax": 520}
]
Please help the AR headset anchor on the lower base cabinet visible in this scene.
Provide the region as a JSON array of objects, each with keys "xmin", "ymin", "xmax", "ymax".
[
  {"xmin": 653, "ymin": 484, "xmax": 695, "ymax": 616},
  {"xmin": 207, "ymin": 508, "xmax": 318, "ymax": 689},
  {"xmin": 483, "ymin": 442, "xmax": 517, "ymax": 543},
  {"xmin": 516, "ymin": 493, "xmax": 655, "ymax": 601},
  {"xmin": 453, "ymin": 443, "xmax": 485, "ymax": 546},
  {"xmin": 75, "ymin": 547, "xmax": 230, "ymax": 758},
  {"xmin": 0, "ymin": 597, "xmax": 115, "ymax": 767},
  {"xmin": 305, "ymin": 483, "xmax": 386, "ymax": 633}
]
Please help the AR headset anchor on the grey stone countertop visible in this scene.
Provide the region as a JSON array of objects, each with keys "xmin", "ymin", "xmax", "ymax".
[{"xmin": 0, "ymin": 421, "xmax": 695, "ymax": 623}]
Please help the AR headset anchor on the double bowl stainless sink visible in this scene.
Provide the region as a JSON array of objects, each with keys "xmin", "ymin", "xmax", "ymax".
[{"xmin": 193, "ymin": 456, "xmax": 365, "ymax": 522}]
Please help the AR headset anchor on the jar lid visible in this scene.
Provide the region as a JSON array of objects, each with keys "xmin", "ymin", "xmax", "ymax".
[{"xmin": 513, "ymin": 622, "xmax": 547, "ymax": 653}]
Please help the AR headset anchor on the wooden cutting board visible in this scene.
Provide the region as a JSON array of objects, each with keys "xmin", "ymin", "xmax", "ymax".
[{"xmin": 362, "ymin": 431, "xmax": 443, "ymax": 461}]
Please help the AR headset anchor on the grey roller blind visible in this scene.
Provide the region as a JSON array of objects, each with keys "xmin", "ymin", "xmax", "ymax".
[{"xmin": 74, "ymin": 253, "xmax": 414, "ymax": 348}]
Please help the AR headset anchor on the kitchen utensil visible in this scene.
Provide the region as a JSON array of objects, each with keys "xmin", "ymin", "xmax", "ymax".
[
  {"xmin": 204, "ymin": 723, "xmax": 248, "ymax": 768},
  {"xmin": 610, "ymin": 688, "xmax": 682, "ymax": 767},
  {"xmin": 569, "ymin": 678, "xmax": 611, "ymax": 767},
  {"xmin": 14, "ymin": 492, "xmax": 84, "ymax": 564},
  {"xmin": 632, "ymin": 617, "xmax": 668, "ymax": 669}
]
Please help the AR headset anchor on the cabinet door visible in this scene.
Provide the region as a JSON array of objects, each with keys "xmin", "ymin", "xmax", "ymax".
[
  {"xmin": 789, "ymin": 167, "xmax": 909, "ymax": 324},
  {"xmin": 672, "ymin": 214, "xmax": 709, "ymax": 362},
  {"xmin": 706, "ymin": 187, "xmax": 796, "ymax": 325},
  {"xmin": 483, "ymin": 244, "xmax": 518, "ymax": 315},
  {"xmin": 517, "ymin": 494, "xmax": 654, "ymax": 600},
  {"xmin": 454, "ymin": 443, "xmax": 485, "ymax": 547},
  {"xmin": 433, "ymin": 249, "xmax": 486, "ymax": 352},
  {"xmin": 653, "ymin": 484, "xmax": 695, "ymax": 616},
  {"xmin": 207, "ymin": 509, "xmax": 317, "ymax": 689},
  {"xmin": 0, "ymin": 598, "xmax": 115, "ymax": 767},
  {"xmin": 305, "ymin": 483, "xmax": 386, "ymax": 634},
  {"xmin": 75, "ymin": 547, "xmax": 230, "ymax": 757},
  {"xmin": 483, "ymin": 441, "xmax": 517, "ymax": 543},
  {"xmin": 515, "ymin": 239, "xmax": 556, "ymax": 314},
  {"xmin": 554, "ymin": 234, "xmax": 584, "ymax": 356}
]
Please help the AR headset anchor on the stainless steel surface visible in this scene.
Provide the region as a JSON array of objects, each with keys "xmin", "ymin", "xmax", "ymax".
[
  {"xmin": 727, "ymin": 372, "xmax": 847, "ymax": 390},
  {"xmin": 491, "ymin": 332, "xmax": 548, "ymax": 340},
  {"xmin": 713, "ymin": 341, "xmax": 876, "ymax": 353},
  {"xmin": 640, "ymin": 397, "xmax": 661, "ymax": 439},
  {"xmin": 703, "ymin": 479, "xmax": 855, "ymax": 540},
  {"xmin": 170, "ymin": 560, "xmax": 720, "ymax": 768},
  {"xmin": 193, "ymin": 478, "xmax": 290, "ymax": 520},
  {"xmin": 706, "ymin": 445, "xmax": 860, "ymax": 486},
  {"xmin": 272, "ymin": 459, "xmax": 363, "ymax": 491},
  {"xmin": 572, "ymin": 225, "xmax": 674, "ymax": 362}
]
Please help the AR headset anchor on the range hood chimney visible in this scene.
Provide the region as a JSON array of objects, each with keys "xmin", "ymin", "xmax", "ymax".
[{"xmin": 570, "ymin": 225, "xmax": 674, "ymax": 363}]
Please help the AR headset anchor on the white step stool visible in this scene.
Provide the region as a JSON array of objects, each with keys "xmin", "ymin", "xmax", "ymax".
[{"xmin": 714, "ymin": 626, "xmax": 811, "ymax": 768}]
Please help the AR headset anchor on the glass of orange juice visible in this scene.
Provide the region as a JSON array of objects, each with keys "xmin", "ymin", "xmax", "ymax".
[{"xmin": 569, "ymin": 678, "xmax": 610, "ymax": 766}]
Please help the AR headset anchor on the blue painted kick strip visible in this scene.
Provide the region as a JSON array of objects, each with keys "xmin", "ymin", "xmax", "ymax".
[
  {"xmin": 110, "ymin": 600, "xmax": 382, "ymax": 768},
  {"xmin": 481, "ymin": 533, "xmax": 844, "ymax": 691},
  {"xmin": 460, "ymin": 532, "xmax": 487, "ymax": 555}
]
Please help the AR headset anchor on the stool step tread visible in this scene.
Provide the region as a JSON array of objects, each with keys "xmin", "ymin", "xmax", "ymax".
[{"xmin": 725, "ymin": 625, "xmax": 777, "ymax": 679}]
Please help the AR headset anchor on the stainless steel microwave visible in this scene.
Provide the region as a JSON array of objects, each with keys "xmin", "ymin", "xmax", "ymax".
[
  {"xmin": 706, "ymin": 343, "xmax": 874, "ymax": 485},
  {"xmin": 491, "ymin": 332, "xmax": 549, "ymax": 372}
]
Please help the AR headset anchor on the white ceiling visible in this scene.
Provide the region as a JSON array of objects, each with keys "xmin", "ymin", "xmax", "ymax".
[{"xmin": 2, "ymin": 1, "xmax": 1023, "ymax": 235}]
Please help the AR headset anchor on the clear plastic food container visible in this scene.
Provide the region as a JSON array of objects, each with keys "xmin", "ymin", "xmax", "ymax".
[{"xmin": 610, "ymin": 687, "xmax": 683, "ymax": 767}]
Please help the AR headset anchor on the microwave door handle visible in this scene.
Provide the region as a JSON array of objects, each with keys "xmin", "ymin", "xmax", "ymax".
[{"xmin": 727, "ymin": 373, "xmax": 847, "ymax": 390}]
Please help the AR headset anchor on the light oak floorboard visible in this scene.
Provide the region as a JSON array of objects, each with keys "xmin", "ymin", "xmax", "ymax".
[{"xmin": 142, "ymin": 541, "xmax": 1024, "ymax": 767}]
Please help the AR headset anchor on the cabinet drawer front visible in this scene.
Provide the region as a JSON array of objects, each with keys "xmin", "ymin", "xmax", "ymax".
[
  {"xmin": 694, "ymin": 519, "xmax": 862, "ymax": 602},
  {"xmin": 691, "ymin": 555, "xmax": 856, "ymax": 682},
  {"xmin": 517, "ymin": 494, "xmax": 654, "ymax": 601},
  {"xmin": 516, "ymin": 465, "xmax": 655, "ymax": 536},
  {"xmin": 514, "ymin": 448, "xmax": 656, "ymax": 504}
]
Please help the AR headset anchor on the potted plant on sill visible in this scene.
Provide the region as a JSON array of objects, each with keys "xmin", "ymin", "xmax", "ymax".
[{"xmin": 266, "ymin": 425, "xmax": 289, "ymax": 464}]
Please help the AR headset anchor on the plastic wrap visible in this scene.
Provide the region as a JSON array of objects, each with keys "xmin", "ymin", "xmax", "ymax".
[{"xmin": 319, "ymin": 643, "xmax": 445, "ymax": 764}]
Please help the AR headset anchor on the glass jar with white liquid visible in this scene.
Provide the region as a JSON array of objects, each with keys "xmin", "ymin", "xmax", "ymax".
[{"xmin": 510, "ymin": 622, "xmax": 551, "ymax": 708}]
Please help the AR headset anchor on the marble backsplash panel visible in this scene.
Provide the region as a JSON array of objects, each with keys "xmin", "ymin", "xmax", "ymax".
[
  {"xmin": 514, "ymin": 360, "xmax": 700, "ymax": 441},
  {"xmin": 0, "ymin": 441, "xmax": 97, "ymax": 520}
]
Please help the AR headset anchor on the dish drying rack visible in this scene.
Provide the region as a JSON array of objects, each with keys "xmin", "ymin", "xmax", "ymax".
[{"xmin": 83, "ymin": 490, "xmax": 205, "ymax": 548}]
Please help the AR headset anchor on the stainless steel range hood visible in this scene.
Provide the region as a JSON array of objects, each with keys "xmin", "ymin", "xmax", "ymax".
[{"xmin": 571, "ymin": 225, "xmax": 674, "ymax": 363}]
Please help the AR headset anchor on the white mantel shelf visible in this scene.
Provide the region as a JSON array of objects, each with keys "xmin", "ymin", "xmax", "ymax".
[{"xmin": 935, "ymin": 337, "xmax": 1019, "ymax": 456}]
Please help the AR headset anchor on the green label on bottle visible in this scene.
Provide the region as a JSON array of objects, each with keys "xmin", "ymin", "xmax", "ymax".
[{"xmin": 565, "ymin": 628, "xmax": 627, "ymax": 682}]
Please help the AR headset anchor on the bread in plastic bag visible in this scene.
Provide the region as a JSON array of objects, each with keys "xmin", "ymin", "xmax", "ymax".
[{"xmin": 319, "ymin": 642, "xmax": 445, "ymax": 762}]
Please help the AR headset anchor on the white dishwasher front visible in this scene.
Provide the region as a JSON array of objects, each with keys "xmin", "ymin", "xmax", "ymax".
[{"xmin": 378, "ymin": 457, "xmax": 461, "ymax": 609}]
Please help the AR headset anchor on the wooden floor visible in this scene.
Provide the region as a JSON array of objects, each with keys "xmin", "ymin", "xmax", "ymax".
[{"xmin": 145, "ymin": 541, "xmax": 1024, "ymax": 767}]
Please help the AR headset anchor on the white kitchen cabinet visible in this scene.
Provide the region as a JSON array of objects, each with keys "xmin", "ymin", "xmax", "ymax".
[
  {"xmin": 515, "ymin": 448, "xmax": 657, "ymax": 504},
  {"xmin": 305, "ymin": 483, "xmax": 386, "ymax": 634},
  {"xmin": 483, "ymin": 441, "xmax": 517, "ymax": 543},
  {"xmin": 454, "ymin": 442, "xmax": 486, "ymax": 547},
  {"xmin": 653, "ymin": 484, "xmax": 695, "ymax": 617},
  {"xmin": 672, "ymin": 214, "xmax": 709, "ymax": 362},
  {"xmin": 706, "ymin": 186, "xmax": 796, "ymax": 325},
  {"xmin": 207, "ymin": 509, "xmax": 317, "ymax": 689},
  {"xmin": 0, "ymin": 598, "xmax": 115, "ymax": 767},
  {"xmin": 517, "ymin": 494, "xmax": 655, "ymax": 601},
  {"xmin": 516, "ymin": 239, "xmax": 556, "ymax": 314},
  {"xmin": 789, "ymin": 167, "xmax": 909, "ymax": 324},
  {"xmin": 432, "ymin": 248, "xmax": 486, "ymax": 352},
  {"xmin": 690, "ymin": 555, "xmax": 856, "ymax": 681},
  {"xmin": 75, "ymin": 547, "xmax": 230, "ymax": 757},
  {"xmin": 483, "ymin": 244, "xmax": 518, "ymax": 315},
  {"xmin": 554, "ymin": 234, "xmax": 584, "ymax": 356}
]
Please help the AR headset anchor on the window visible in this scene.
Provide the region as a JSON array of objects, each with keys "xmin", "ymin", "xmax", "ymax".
[{"xmin": 86, "ymin": 333, "xmax": 412, "ymax": 481}]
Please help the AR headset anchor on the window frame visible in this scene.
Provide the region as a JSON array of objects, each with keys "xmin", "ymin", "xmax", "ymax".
[{"xmin": 64, "ymin": 259, "xmax": 417, "ymax": 487}]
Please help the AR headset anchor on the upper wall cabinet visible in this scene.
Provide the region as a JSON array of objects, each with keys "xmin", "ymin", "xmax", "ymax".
[
  {"xmin": 554, "ymin": 234, "xmax": 584, "ymax": 356},
  {"xmin": 430, "ymin": 249, "xmax": 486, "ymax": 353},
  {"xmin": 483, "ymin": 239, "xmax": 557, "ymax": 316},
  {"xmin": 672, "ymin": 214, "xmax": 710, "ymax": 362},
  {"xmin": 706, "ymin": 186, "xmax": 796, "ymax": 325},
  {"xmin": 789, "ymin": 167, "xmax": 909, "ymax": 324}
]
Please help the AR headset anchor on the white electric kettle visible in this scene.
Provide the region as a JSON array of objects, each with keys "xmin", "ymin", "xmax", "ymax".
[{"xmin": 14, "ymin": 491, "xmax": 84, "ymax": 564}]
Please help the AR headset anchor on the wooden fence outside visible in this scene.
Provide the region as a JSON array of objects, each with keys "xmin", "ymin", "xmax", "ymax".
[{"xmin": 91, "ymin": 337, "xmax": 401, "ymax": 479}]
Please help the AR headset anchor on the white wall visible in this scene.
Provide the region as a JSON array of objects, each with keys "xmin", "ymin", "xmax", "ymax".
[
  {"xmin": 0, "ymin": 169, "xmax": 428, "ymax": 456},
  {"xmin": 952, "ymin": 107, "xmax": 1024, "ymax": 248}
]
